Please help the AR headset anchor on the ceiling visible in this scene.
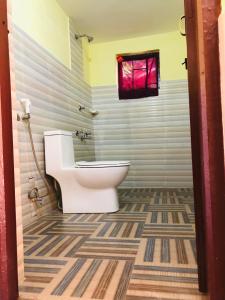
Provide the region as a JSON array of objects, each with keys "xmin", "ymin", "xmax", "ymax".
[{"xmin": 57, "ymin": 0, "xmax": 184, "ymax": 43}]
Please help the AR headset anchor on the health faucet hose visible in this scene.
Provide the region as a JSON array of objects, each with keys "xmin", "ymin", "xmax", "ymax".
[{"xmin": 20, "ymin": 98, "xmax": 52, "ymax": 198}]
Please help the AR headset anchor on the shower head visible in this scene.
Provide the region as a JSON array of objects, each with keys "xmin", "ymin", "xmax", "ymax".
[{"xmin": 75, "ymin": 33, "xmax": 94, "ymax": 43}]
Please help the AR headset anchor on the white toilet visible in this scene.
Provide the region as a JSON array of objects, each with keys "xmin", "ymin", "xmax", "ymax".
[{"xmin": 44, "ymin": 130, "xmax": 130, "ymax": 213}]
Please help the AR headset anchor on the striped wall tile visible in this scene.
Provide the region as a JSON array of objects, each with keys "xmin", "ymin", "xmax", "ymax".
[
  {"xmin": 92, "ymin": 82, "xmax": 193, "ymax": 188},
  {"xmin": 12, "ymin": 20, "xmax": 95, "ymax": 227}
]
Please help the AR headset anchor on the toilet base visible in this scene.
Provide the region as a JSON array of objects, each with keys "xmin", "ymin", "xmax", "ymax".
[{"xmin": 61, "ymin": 185, "xmax": 119, "ymax": 213}]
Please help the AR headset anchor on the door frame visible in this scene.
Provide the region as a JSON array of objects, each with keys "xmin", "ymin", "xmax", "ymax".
[
  {"xmin": 0, "ymin": 0, "xmax": 19, "ymax": 300},
  {"xmin": 184, "ymin": 0, "xmax": 208, "ymax": 292},
  {"xmin": 1, "ymin": 0, "xmax": 225, "ymax": 299},
  {"xmin": 184, "ymin": 0, "xmax": 225, "ymax": 298}
]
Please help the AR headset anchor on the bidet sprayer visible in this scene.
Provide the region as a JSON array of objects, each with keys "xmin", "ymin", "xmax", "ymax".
[{"xmin": 20, "ymin": 98, "xmax": 31, "ymax": 114}]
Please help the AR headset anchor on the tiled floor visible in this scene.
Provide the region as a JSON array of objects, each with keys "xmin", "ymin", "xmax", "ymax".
[{"xmin": 19, "ymin": 189, "xmax": 208, "ymax": 300}]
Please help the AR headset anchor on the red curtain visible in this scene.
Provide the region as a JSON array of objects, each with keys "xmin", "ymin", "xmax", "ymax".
[{"xmin": 118, "ymin": 51, "xmax": 159, "ymax": 99}]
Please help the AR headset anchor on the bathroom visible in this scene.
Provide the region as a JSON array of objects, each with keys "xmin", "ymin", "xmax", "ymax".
[{"xmin": 8, "ymin": 0, "xmax": 206, "ymax": 299}]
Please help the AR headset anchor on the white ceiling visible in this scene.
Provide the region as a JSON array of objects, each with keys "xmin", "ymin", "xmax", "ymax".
[{"xmin": 57, "ymin": 0, "xmax": 184, "ymax": 43}]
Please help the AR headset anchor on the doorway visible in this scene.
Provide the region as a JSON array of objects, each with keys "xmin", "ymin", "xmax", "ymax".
[{"xmin": 0, "ymin": 3, "xmax": 224, "ymax": 299}]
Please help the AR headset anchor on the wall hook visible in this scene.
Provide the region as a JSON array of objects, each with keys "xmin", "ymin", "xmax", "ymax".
[
  {"xmin": 182, "ymin": 58, "xmax": 188, "ymax": 70},
  {"xmin": 179, "ymin": 16, "xmax": 186, "ymax": 36}
]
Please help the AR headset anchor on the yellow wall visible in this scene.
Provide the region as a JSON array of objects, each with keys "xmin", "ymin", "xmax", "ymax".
[
  {"xmin": 11, "ymin": 0, "xmax": 71, "ymax": 68},
  {"xmin": 11, "ymin": 1, "xmax": 187, "ymax": 85},
  {"xmin": 89, "ymin": 31, "xmax": 187, "ymax": 86},
  {"xmin": 223, "ymin": 0, "xmax": 225, "ymax": 10}
]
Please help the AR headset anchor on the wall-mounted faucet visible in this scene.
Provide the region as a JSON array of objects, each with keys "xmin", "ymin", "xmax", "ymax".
[{"xmin": 84, "ymin": 131, "xmax": 92, "ymax": 139}]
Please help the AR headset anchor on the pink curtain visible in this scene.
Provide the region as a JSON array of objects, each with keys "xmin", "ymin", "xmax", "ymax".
[{"xmin": 118, "ymin": 52, "xmax": 159, "ymax": 99}]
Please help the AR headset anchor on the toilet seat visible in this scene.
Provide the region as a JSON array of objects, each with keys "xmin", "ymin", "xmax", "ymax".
[{"xmin": 76, "ymin": 161, "xmax": 130, "ymax": 168}]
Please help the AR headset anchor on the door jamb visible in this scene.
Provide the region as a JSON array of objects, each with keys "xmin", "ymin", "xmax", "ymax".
[
  {"xmin": 1, "ymin": 0, "xmax": 225, "ymax": 299},
  {"xmin": 185, "ymin": 0, "xmax": 225, "ymax": 298},
  {"xmin": 0, "ymin": 1, "xmax": 19, "ymax": 300}
]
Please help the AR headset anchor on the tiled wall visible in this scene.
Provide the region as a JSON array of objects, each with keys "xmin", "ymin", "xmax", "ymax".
[
  {"xmin": 12, "ymin": 20, "xmax": 95, "ymax": 226},
  {"xmin": 8, "ymin": 1, "xmax": 24, "ymax": 284},
  {"xmin": 12, "ymin": 20, "xmax": 193, "ymax": 229},
  {"xmin": 92, "ymin": 80, "xmax": 193, "ymax": 188}
]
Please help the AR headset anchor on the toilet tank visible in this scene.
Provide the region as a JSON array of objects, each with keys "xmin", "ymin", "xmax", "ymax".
[{"xmin": 44, "ymin": 130, "xmax": 75, "ymax": 173}]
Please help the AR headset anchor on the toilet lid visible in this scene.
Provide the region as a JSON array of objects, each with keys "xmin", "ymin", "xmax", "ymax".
[{"xmin": 75, "ymin": 161, "xmax": 130, "ymax": 168}]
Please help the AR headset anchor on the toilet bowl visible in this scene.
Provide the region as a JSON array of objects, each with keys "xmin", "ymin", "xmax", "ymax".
[{"xmin": 44, "ymin": 130, "xmax": 130, "ymax": 213}]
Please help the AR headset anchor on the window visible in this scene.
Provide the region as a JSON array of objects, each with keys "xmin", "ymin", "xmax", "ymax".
[{"xmin": 117, "ymin": 51, "xmax": 160, "ymax": 100}]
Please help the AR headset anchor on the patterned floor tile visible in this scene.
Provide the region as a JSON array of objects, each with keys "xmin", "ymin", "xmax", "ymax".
[
  {"xmin": 99, "ymin": 212, "xmax": 147, "ymax": 223},
  {"xmin": 20, "ymin": 257, "xmax": 68, "ymax": 296},
  {"xmin": 145, "ymin": 211, "xmax": 192, "ymax": 224},
  {"xmin": 19, "ymin": 188, "xmax": 206, "ymax": 300},
  {"xmin": 23, "ymin": 235, "xmax": 42, "ymax": 250},
  {"xmin": 75, "ymin": 238, "xmax": 140, "ymax": 260},
  {"xmin": 24, "ymin": 220, "xmax": 58, "ymax": 235},
  {"xmin": 40, "ymin": 222, "xmax": 100, "ymax": 236},
  {"xmin": 135, "ymin": 238, "xmax": 197, "ymax": 267},
  {"xmin": 24, "ymin": 235, "xmax": 87, "ymax": 258},
  {"xmin": 92, "ymin": 222, "xmax": 144, "ymax": 238},
  {"xmin": 142, "ymin": 224, "xmax": 195, "ymax": 238},
  {"xmin": 119, "ymin": 189, "xmax": 152, "ymax": 203},
  {"xmin": 120, "ymin": 203, "xmax": 150, "ymax": 212},
  {"xmin": 67, "ymin": 213, "xmax": 103, "ymax": 223},
  {"xmin": 126, "ymin": 264, "xmax": 207, "ymax": 300},
  {"xmin": 39, "ymin": 258, "xmax": 133, "ymax": 300},
  {"xmin": 147, "ymin": 205, "xmax": 186, "ymax": 212}
]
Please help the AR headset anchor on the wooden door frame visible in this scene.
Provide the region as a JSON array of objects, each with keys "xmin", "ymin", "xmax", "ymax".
[
  {"xmin": 185, "ymin": 0, "xmax": 225, "ymax": 298},
  {"xmin": 0, "ymin": 0, "xmax": 19, "ymax": 300},
  {"xmin": 0, "ymin": 0, "xmax": 225, "ymax": 299},
  {"xmin": 184, "ymin": 0, "xmax": 208, "ymax": 292}
]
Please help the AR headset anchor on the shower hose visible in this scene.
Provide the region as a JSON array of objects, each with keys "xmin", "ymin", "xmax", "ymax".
[{"xmin": 27, "ymin": 119, "xmax": 62, "ymax": 210}]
